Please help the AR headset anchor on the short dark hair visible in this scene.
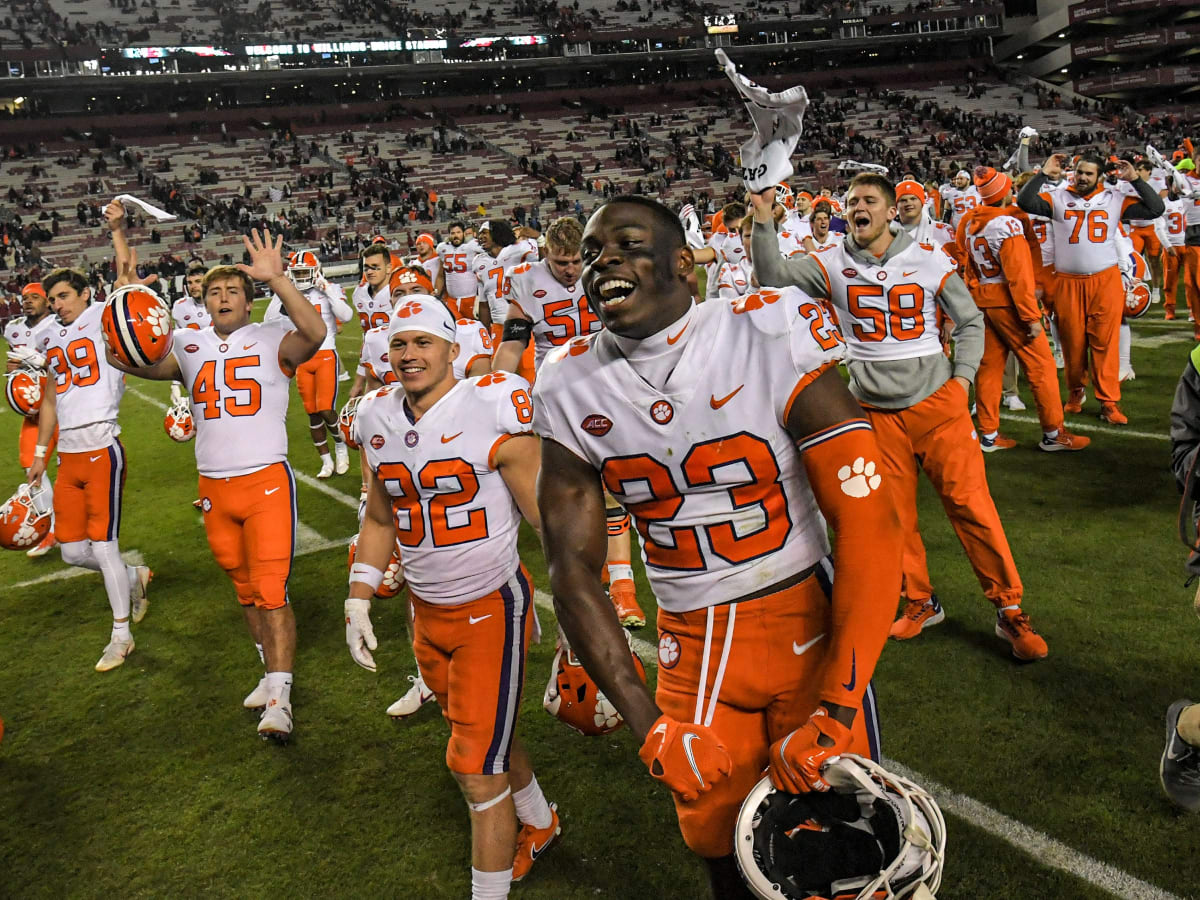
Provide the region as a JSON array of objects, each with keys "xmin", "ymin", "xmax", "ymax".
[
  {"xmin": 599, "ymin": 196, "xmax": 685, "ymax": 247},
  {"xmin": 186, "ymin": 262, "xmax": 207, "ymax": 278},
  {"xmin": 1076, "ymin": 152, "xmax": 1106, "ymax": 172},
  {"xmin": 43, "ymin": 267, "xmax": 89, "ymax": 295},
  {"xmin": 448, "ymin": 220, "xmax": 465, "ymax": 232},
  {"xmin": 811, "ymin": 201, "xmax": 833, "ymax": 219},
  {"xmin": 361, "ymin": 243, "xmax": 390, "ymax": 264},
  {"xmin": 720, "ymin": 201, "xmax": 746, "ymax": 222},
  {"xmin": 847, "ymin": 173, "xmax": 896, "ymax": 207}
]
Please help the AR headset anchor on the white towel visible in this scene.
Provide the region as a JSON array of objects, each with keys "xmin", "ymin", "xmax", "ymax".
[
  {"xmin": 716, "ymin": 49, "xmax": 808, "ymax": 193},
  {"xmin": 113, "ymin": 193, "xmax": 177, "ymax": 222}
]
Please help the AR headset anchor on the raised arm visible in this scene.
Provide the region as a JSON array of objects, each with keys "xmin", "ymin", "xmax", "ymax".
[
  {"xmin": 238, "ymin": 230, "xmax": 326, "ymax": 372},
  {"xmin": 747, "ymin": 188, "xmax": 829, "ymax": 297}
]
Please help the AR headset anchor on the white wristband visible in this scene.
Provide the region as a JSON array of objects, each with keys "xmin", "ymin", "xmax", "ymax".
[
  {"xmin": 349, "ymin": 563, "xmax": 385, "ymax": 591},
  {"xmin": 33, "ymin": 445, "xmax": 48, "ymax": 459}
]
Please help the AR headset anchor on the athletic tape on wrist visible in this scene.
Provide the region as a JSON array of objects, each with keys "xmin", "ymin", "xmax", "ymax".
[
  {"xmin": 349, "ymin": 563, "xmax": 385, "ymax": 590},
  {"xmin": 33, "ymin": 445, "xmax": 48, "ymax": 459},
  {"xmin": 466, "ymin": 786, "xmax": 511, "ymax": 813}
]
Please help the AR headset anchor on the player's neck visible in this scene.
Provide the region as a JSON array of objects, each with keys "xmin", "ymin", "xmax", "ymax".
[
  {"xmin": 24, "ymin": 311, "xmax": 49, "ymax": 327},
  {"xmin": 404, "ymin": 373, "xmax": 456, "ymax": 419}
]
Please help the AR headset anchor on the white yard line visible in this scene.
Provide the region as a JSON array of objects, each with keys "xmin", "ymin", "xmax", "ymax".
[
  {"xmin": 292, "ymin": 470, "xmax": 360, "ymax": 509},
  {"xmin": 11, "ymin": 550, "xmax": 145, "ymax": 589},
  {"xmin": 999, "ymin": 411, "xmax": 1168, "ymax": 442}
]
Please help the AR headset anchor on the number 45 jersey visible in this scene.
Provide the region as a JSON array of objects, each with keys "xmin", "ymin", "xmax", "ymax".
[
  {"xmin": 354, "ymin": 372, "xmax": 535, "ymax": 605},
  {"xmin": 532, "ymin": 288, "xmax": 846, "ymax": 613}
]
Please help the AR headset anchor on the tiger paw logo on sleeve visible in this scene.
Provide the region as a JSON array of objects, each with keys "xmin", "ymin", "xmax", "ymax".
[{"xmin": 838, "ymin": 457, "xmax": 881, "ymax": 498}]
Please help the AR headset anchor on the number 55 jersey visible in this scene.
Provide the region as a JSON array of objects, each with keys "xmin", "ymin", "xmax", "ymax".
[
  {"xmin": 531, "ymin": 288, "xmax": 846, "ymax": 612},
  {"xmin": 353, "ymin": 372, "xmax": 535, "ymax": 604}
]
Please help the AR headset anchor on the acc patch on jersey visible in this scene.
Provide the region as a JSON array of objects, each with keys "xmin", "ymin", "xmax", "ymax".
[{"xmin": 581, "ymin": 414, "xmax": 613, "ymax": 436}]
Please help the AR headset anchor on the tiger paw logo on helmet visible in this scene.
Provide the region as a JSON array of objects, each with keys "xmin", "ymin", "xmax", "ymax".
[{"xmin": 394, "ymin": 300, "xmax": 425, "ymax": 319}]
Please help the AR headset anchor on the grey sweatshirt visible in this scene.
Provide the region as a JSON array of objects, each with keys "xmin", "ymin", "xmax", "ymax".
[{"xmin": 750, "ymin": 223, "xmax": 983, "ymax": 410}]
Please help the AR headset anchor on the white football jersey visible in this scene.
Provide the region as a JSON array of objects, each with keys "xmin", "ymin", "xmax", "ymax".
[
  {"xmin": 1164, "ymin": 197, "xmax": 1186, "ymax": 247},
  {"xmin": 171, "ymin": 296, "xmax": 211, "ymax": 331},
  {"xmin": 475, "ymin": 240, "xmax": 538, "ymax": 324},
  {"xmin": 358, "ymin": 319, "xmax": 492, "ymax": 384},
  {"xmin": 505, "ymin": 259, "xmax": 599, "ymax": 371},
  {"xmin": 5, "ymin": 313, "xmax": 58, "ymax": 356},
  {"xmin": 437, "ymin": 238, "xmax": 482, "ymax": 299},
  {"xmin": 264, "ymin": 284, "xmax": 353, "ymax": 352},
  {"xmin": 533, "ymin": 289, "xmax": 845, "ymax": 613},
  {"xmin": 1039, "ymin": 184, "xmax": 1140, "ymax": 275},
  {"xmin": 1183, "ymin": 175, "xmax": 1200, "ymax": 226},
  {"xmin": 962, "ymin": 214, "xmax": 1025, "ymax": 286},
  {"xmin": 704, "ymin": 231, "xmax": 745, "ymax": 300},
  {"xmin": 172, "ymin": 321, "xmax": 293, "ymax": 478},
  {"xmin": 715, "ymin": 258, "xmax": 753, "ymax": 299},
  {"xmin": 777, "ymin": 227, "xmax": 807, "ymax": 259},
  {"xmin": 354, "ymin": 373, "xmax": 534, "ymax": 605},
  {"xmin": 809, "ymin": 237, "xmax": 951, "ymax": 363},
  {"xmin": 807, "ymin": 233, "xmax": 841, "ymax": 253},
  {"xmin": 43, "ymin": 303, "xmax": 125, "ymax": 439},
  {"xmin": 412, "ymin": 254, "xmax": 441, "ymax": 286},
  {"xmin": 942, "ymin": 185, "xmax": 981, "ymax": 230},
  {"xmin": 351, "ymin": 282, "xmax": 393, "ymax": 334}
]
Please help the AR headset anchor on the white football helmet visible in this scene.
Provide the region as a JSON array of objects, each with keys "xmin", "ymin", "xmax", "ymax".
[
  {"xmin": 164, "ymin": 396, "xmax": 195, "ymax": 442},
  {"xmin": 735, "ymin": 754, "xmax": 945, "ymax": 900},
  {"xmin": 287, "ymin": 249, "xmax": 322, "ymax": 291}
]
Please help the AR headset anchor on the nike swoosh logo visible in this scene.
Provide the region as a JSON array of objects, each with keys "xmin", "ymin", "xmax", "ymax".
[
  {"xmin": 264, "ymin": 487, "xmax": 280, "ymax": 495},
  {"xmin": 681, "ymin": 732, "xmax": 704, "ymax": 786},
  {"xmin": 902, "ymin": 270, "xmax": 918, "ymax": 277},
  {"xmin": 709, "ymin": 385, "xmax": 744, "ymax": 409},
  {"xmin": 78, "ymin": 324, "xmax": 88, "ymax": 331},
  {"xmin": 89, "ymin": 454, "xmax": 102, "ymax": 462},
  {"xmin": 793, "ymin": 633, "xmax": 825, "ymax": 656},
  {"xmin": 468, "ymin": 614, "xmax": 491, "ymax": 625},
  {"xmin": 529, "ymin": 836, "xmax": 555, "ymax": 860},
  {"xmin": 243, "ymin": 343, "xmax": 257, "ymax": 350},
  {"xmin": 842, "ymin": 648, "xmax": 857, "ymax": 692},
  {"xmin": 666, "ymin": 322, "xmax": 689, "ymax": 345},
  {"xmin": 441, "ymin": 432, "xmax": 463, "ymax": 443}
]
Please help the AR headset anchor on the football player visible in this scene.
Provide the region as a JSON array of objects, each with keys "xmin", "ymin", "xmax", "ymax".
[
  {"xmin": 5, "ymin": 281, "xmax": 59, "ymax": 557},
  {"xmin": 686, "ymin": 201, "xmax": 747, "ymax": 301},
  {"xmin": 345, "ymin": 298, "xmax": 558, "ymax": 897},
  {"xmin": 28, "ymin": 265, "xmax": 152, "ymax": 671},
  {"xmin": 1162, "ymin": 184, "xmax": 1187, "ymax": 319},
  {"xmin": 956, "ymin": 167, "xmax": 1087, "ymax": 453},
  {"xmin": 491, "ymin": 216, "xmax": 647, "ymax": 629},
  {"xmin": 411, "ymin": 232, "xmax": 441, "ymax": 287},
  {"xmin": 801, "ymin": 202, "xmax": 840, "ymax": 254},
  {"xmin": 751, "ymin": 173, "xmax": 1048, "ymax": 660},
  {"xmin": 940, "ymin": 168, "xmax": 980, "ymax": 231},
  {"xmin": 264, "ymin": 250, "xmax": 354, "ymax": 479},
  {"xmin": 106, "ymin": 230, "xmax": 326, "ymax": 740},
  {"xmin": 473, "ymin": 220, "xmax": 537, "ymax": 343},
  {"xmin": 1017, "ymin": 153, "xmax": 1165, "ymax": 424},
  {"xmin": 435, "ymin": 220, "xmax": 484, "ymax": 320},
  {"xmin": 534, "ymin": 196, "xmax": 901, "ymax": 898},
  {"xmin": 174, "ymin": 262, "xmax": 212, "ymax": 331},
  {"xmin": 348, "ymin": 243, "xmax": 396, "ymax": 400},
  {"xmin": 895, "ymin": 180, "xmax": 955, "ymax": 251}
]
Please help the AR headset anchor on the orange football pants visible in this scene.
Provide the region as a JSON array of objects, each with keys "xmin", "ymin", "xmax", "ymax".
[
  {"xmin": 1130, "ymin": 225, "xmax": 1162, "ymax": 260},
  {"xmin": 199, "ymin": 462, "xmax": 296, "ymax": 609},
  {"xmin": 296, "ymin": 348, "xmax": 338, "ymax": 414},
  {"xmin": 1164, "ymin": 250, "xmax": 1181, "ymax": 313},
  {"xmin": 655, "ymin": 571, "xmax": 881, "ymax": 859},
  {"xmin": 865, "ymin": 379, "xmax": 1022, "ymax": 608},
  {"xmin": 975, "ymin": 305, "xmax": 1064, "ymax": 436},
  {"xmin": 54, "ymin": 440, "xmax": 126, "ymax": 543},
  {"xmin": 18, "ymin": 416, "xmax": 57, "ymax": 469},
  {"xmin": 1182, "ymin": 247, "xmax": 1200, "ymax": 333},
  {"xmin": 1053, "ymin": 267, "xmax": 1123, "ymax": 403},
  {"xmin": 411, "ymin": 565, "xmax": 534, "ymax": 776}
]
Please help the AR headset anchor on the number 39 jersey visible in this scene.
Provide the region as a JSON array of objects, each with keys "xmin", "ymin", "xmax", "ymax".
[
  {"xmin": 351, "ymin": 282, "xmax": 393, "ymax": 334},
  {"xmin": 505, "ymin": 259, "xmax": 600, "ymax": 372},
  {"xmin": 354, "ymin": 373, "xmax": 535, "ymax": 605},
  {"xmin": 809, "ymin": 238, "xmax": 952, "ymax": 363},
  {"xmin": 532, "ymin": 288, "xmax": 845, "ymax": 613},
  {"xmin": 172, "ymin": 321, "xmax": 294, "ymax": 478},
  {"xmin": 44, "ymin": 303, "xmax": 126, "ymax": 438}
]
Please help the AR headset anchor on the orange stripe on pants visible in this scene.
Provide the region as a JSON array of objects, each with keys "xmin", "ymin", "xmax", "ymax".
[
  {"xmin": 865, "ymin": 379, "xmax": 1022, "ymax": 608},
  {"xmin": 1053, "ymin": 267, "xmax": 1123, "ymax": 403},
  {"xmin": 975, "ymin": 306, "xmax": 1064, "ymax": 436}
]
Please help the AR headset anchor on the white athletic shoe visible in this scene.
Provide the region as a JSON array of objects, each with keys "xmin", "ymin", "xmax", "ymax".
[
  {"xmin": 316, "ymin": 456, "xmax": 335, "ymax": 479},
  {"xmin": 1119, "ymin": 367, "xmax": 1136, "ymax": 382},
  {"xmin": 1002, "ymin": 394, "xmax": 1026, "ymax": 411},
  {"xmin": 1053, "ymin": 349, "xmax": 1065, "ymax": 369},
  {"xmin": 130, "ymin": 566, "xmax": 152, "ymax": 624},
  {"xmin": 338, "ymin": 370, "xmax": 350, "ymax": 382},
  {"xmin": 96, "ymin": 637, "xmax": 135, "ymax": 672},
  {"xmin": 26, "ymin": 531, "xmax": 57, "ymax": 558},
  {"xmin": 334, "ymin": 442, "xmax": 350, "ymax": 475},
  {"xmin": 386, "ymin": 674, "xmax": 435, "ymax": 719},
  {"xmin": 243, "ymin": 676, "xmax": 270, "ymax": 709},
  {"xmin": 258, "ymin": 699, "xmax": 293, "ymax": 742}
]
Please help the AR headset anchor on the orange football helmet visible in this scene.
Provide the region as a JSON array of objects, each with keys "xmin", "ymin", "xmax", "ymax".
[
  {"xmin": 338, "ymin": 395, "xmax": 362, "ymax": 449},
  {"xmin": 164, "ymin": 396, "xmax": 195, "ymax": 442},
  {"xmin": 390, "ymin": 265, "xmax": 433, "ymax": 297},
  {"xmin": 0, "ymin": 482, "xmax": 52, "ymax": 551},
  {"xmin": 775, "ymin": 182, "xmax": 795, "ymax": 210},
  {"xmin": 101, "ymin": 284, "xmax": 173, "ymax": 369},
  {"xmin": 5, "ymin": 367, "xmax": 45, "ymax": 417},
  {"xmin": 544, "ymin": 631, "xmax": 646, "ymax": 736},
  {"xmin": 287, "ymin": 249, "xmax": 322, "ymax": 291},
  {"xmin": 347, "ymin": 533, "xmax": 406, "ymax": 600}
]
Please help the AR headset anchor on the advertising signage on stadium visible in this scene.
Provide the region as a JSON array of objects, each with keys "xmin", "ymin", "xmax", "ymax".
[
  {"xmin": 1069, "ymin": 0, "xmax": 1191, "ymax": 24},
  {"xmin": 121, "ymin": 46, "xmax": 233, "ymax": 58},
  {"xmin": 705, "ymin": 14, "xmax": 739, "ymax": 33},
  {"xmin": 1076, "ymin": 63, "xmax": 1199, "ymax": 92},
  {"xmin": 459, "ymin": 35, "xmax": 548, "ymax": 47},
  {"xmin": 1071, "ymin": 22, "xmax": 1200, "ymax": 57}
]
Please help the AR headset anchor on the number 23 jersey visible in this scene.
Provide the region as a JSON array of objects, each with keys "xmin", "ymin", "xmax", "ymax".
[
  {"xmin": 532, "ymin": 288, "xmax": 845, "ymax": 613},
  {"xmin": 354, "ymin": 373, "xmax": 535, "ymax": 605}
]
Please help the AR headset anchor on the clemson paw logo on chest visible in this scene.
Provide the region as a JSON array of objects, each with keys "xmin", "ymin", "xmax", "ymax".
[{"xmin": 837, "ymin": 457, "xmax": 881, "ymax": 498}]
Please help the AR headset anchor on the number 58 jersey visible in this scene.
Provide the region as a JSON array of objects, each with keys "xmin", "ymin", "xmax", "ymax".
[
  {"xmin": 172, "ymin": 321, "xmax": 294, "ymax": 478},
  {"xmin": 532, "ymin": 288, "xmax": 845, "ymax": 614},
  {"xmin": 354, "ymin": 373, "xmax": 535, "ymax": 605}
]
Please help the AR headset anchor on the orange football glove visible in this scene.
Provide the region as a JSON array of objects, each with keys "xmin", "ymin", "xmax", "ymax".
[
  {"xmin": 769, "ymin": 708, "xmax": 854, "ymax": 793},
  {"xmin": 638, "ymin": 714, "xmax": 733, "ymax": 802}
]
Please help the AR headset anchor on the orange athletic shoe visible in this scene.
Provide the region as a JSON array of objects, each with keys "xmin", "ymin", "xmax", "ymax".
[
  {"xmin": 995, "ymin": 608, "xmax": 1048, "ymax": 661},
  {"xmin": 980, "ymin": 434, "xmax": 1017, "ymax": 453},
  {"xmin": 512, "ymin": 803, "xmax": 561, "ymax": 883},
  {"xmin": 1063, "ymin": 389, "xmax": 1086, "ymax": 414},
  {"xmin": 1099, "ymin": 403, "xmax": 1128, "ymax": 426},
  {"xmin": 1165, "ymin": 308, "xmax": 1177, "ymax": 321},
  {"xmin": 1039, "ymin": 429, "xmax": 1090, "ymax": 452},
  {"xmin": 609, "ymin": 579, "xmax": 646, "ymax": 628},
  {"xmin": 889, "ymin": 596, "xmax": 945, "ymax": 640},
  {"xmin": 25, "ymin": 529, "xmax": 57, "ymax": 558}
]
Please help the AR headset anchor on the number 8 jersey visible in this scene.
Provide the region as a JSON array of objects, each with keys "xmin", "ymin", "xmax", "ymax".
[
  {"xmin": 354, "ymin": 372, "xmax": 535, "ymax": 605},
  {"xmin": 532, "ymin": 287, "xmax": 845, "ymax": 614},
  {"xmin": 173, "ymin": 321, "xmax": 294, "ymax": 478}
]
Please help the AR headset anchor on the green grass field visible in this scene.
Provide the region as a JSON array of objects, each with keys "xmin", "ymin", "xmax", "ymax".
[{"xmin": 3, "ymin": 296, "xmax": 1200, "ymax": 899}]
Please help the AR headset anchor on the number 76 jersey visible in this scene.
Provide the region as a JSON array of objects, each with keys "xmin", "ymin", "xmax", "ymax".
[
  {"xmin": 532, "ymin": 288, "xmax": 845, "ymax": 614},
  {"xmin": 354, "ymin": 372, "xmax": 535, "ymax": 606}
]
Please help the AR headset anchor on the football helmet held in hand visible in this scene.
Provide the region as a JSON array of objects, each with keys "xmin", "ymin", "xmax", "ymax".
[
  {"xmin": 736, "ymin": 754, "xmax": 945, "ymax": 900},
  {"xmin": 544, "ymin": 630, "xmax": 647, "ymax": 735},
  {"xmin": 347, "ymin": 533, "xmax": 406, "ymax": 600},
  {"xmin": 164, "ymin": 396, "xmax": 195, "ymax": 442},
  {"xmin": 5, "ymin": 367, "xmax": 45, "ymax": 417},
  {"xmin": 0, "ymin": 482, "xmax": 53, "ymax": 551},
  {"xmin": 338, "ymin": 395, "xmax": 362, "ymax": 449},
  {"xmin": 101, "ymin": 284, "xmax": 173, "ymax": 368}
]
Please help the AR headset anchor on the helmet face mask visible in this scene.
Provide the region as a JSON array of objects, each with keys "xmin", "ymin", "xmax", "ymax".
[
  {"xmin": 735, "ymin": 755, "xmax": 945, "ymax": 900},
  {"xmin": 288, "ymin": 250, "xmax": 322, "ymax": 291},
  {"xmin": 0, "ymin": 482, "xmax": 52, "ymax": 550},
  {"xmin": 164, "ymin": 397, "xmax": 196, "ymax": 442}
]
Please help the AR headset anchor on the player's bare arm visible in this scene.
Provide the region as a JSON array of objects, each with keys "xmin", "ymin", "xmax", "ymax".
[
  {"xmin": 25, "ymin": 380, "xmax": 56, "ymax": 486},
  {"xmin": 494, "ymin": 433, "xmax": 541, "ymax": 532},
  {"xmin": 240, "ymin": 230, "xmax": 326, "ymax": 371},
  {"xmin": 105, "ymin": 348, "xmax": 183, "ymax": 381},
  {"xmin": 538, "ymin": 438, "xmax": 661, "ymax": 740},
  {"xmin": 344, "ymin": 470, "xmax": 394, "ymax": 672}
]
